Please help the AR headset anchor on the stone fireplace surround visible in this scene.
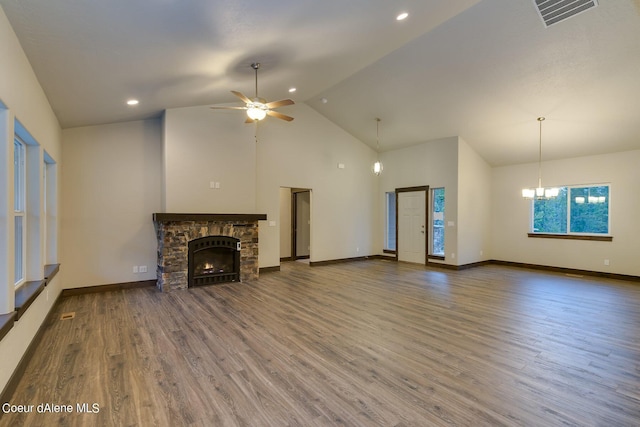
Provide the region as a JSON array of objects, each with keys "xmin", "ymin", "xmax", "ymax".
[{"xmin": 153, "ymin": 213, "xmax": 266, "ymax": 292}]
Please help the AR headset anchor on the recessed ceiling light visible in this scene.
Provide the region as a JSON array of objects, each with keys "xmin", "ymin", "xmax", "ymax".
[
  {"xmin": 288, "ymin": 87, "xmax": 296, "ymax": 93},
  {"xmin": 126, "ymin": 99, "xmax": 139, "ymax": 106},
  {"xmin": 396, "ymin": 12, "xmax": 409, "ymax": 21}
]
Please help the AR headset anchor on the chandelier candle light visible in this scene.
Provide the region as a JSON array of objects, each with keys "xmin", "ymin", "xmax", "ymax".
[
  {"xmin": 373, "ymin": 118, "xmax": 383, "ymax": 176},
  {"xmin": 522, "ymin": 117, "xmax": 559, "ymax": 199}
]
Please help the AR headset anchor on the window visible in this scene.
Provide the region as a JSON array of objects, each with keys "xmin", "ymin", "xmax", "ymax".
[
  {"xmin": 532, "ymin": 184, "xmax": 610, "ymax": 235},
  {"xmin": 430, "ymin": 188, "xmax": 445, "ymax": 256},
  {"xmin": 14, "ymin": 137, "xmax": 26, "ymax": 286},
  {"xmin": 384, "ymin": 192, "xmax": 396, "ymax": 251},
  {"xmin": 43, "ymin": 151, "xmax": 57, "ymax": 264}
]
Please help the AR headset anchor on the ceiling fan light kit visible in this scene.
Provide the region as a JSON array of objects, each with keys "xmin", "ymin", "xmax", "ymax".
[{"xmin": 210, "ymin": 62, "xmax": 295, "ymax": 123}]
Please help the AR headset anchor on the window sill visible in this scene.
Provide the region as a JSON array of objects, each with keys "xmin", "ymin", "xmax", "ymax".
[
  {"xmin": 528, "ymin": 233, "xmax": 613, "ymax": 242},
  {"xmin": 428, "ymin": 255, "xmax": 445, "ymax": 261},
  {"xmin": 15, "ymin": 280, "xmax": 46, "ymax": 321},
  {"xmin": 0, "ymin": 312, "xmax": 16, "ymax": 341},
  {"xmin": 14, "ymin": 264, "xmax": 60, "ymax": 322},
  {"xmin": 383, "ymin": 249, "xmax": 396, "ymax": 254}
]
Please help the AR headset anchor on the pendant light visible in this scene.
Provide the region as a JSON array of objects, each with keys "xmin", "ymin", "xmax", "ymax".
[
  {"xmin": 522, "ymin": 117, "xmax": 558, "ymax": 199},
  {"xmin": 372, "ymin": 118, "xmax": 383, "ymax": 176}
]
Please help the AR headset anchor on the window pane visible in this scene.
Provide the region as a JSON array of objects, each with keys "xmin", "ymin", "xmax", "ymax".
[
  {"xmin": 432, "ymin": 188, "xmax": 445, "ymax": 256},
  {"xmin": 570, "ymin": 186, "xmax": 609, "ymax": 234},
  {"xmin": 532, "ymin": 187, "xmax": 568, "ymax": 233},
  {"xmin": 15, "ymin": 215, "xmax": 24, "ymax": 285},
  {"xmin": 385, "ymin": 192, "xmax": 396, "ymax": 250}
]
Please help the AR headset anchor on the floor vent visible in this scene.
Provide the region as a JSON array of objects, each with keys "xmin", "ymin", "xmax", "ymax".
[
  {"xmin": 60, "ymin": 312, "xmax": 76, "ymax": 320},
  {"xmin": 534, "ymin": 0, "xmax": 598, "ymax": 27}
]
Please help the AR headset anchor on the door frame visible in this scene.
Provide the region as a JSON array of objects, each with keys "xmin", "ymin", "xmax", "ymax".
[{"xmin": 395, "ymin": 185, "xmax": 429, "ymax": 265}]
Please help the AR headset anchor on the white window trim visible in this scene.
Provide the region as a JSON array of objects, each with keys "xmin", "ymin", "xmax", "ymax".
[{"xmin": 530, "ymin": 183, "xmax": 611, "ymax": 237}]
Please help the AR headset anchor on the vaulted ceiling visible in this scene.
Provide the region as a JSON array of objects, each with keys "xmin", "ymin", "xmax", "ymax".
[{"xmin": 2, "ymin": 0, "xmax": 639, "ymax": 166}]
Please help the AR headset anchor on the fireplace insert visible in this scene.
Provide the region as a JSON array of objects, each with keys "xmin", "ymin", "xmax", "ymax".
[{"xmin": 188, "ymin": 236, "xmax": 240, "ymax": 287}]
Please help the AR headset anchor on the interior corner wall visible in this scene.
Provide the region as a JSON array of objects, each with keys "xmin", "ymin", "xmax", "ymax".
[
  {"xmin": 61, "ymin": 119, "xmax": 162, "ymax": 288},
  {"xmin": 0, "ymin": 5, "xmax": 62, "ymax": 396},
  {"xmin": 457, "ymin": 137, "xmax": 492, "ymax": 265},
  {"xmin": 378, "ymin": 137, "xmax": 459, "ymax": 264},
  {"xmin": 491, "ymin": 149, "xmax": 640, "ymax": 276}
]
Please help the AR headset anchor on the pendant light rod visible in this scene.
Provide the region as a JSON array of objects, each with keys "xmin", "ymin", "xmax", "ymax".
[
  {"xmin": 537, "ymin": 116, "xmax": 544, "ymax": 188},
  {"xmin": 376, "ymin": 117, "xmax": 381, "ymax": 152}
]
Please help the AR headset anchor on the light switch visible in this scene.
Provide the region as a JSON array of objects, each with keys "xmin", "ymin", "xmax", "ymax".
[{"xmin": 269, "ymin": 221, "xmax": 276, "ymax": 227}]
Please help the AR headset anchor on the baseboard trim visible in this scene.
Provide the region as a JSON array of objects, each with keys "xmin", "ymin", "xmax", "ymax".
[
  {"xmin": 61, "ymin": 280, "xmax": 156, "ymax": 297},
  {"xmin": 0, "ymin": 290, "xmax": 62, "ymax": 410},
  {"xmin": 259, "ymin": 266, "xmax": 281, "ymax": 273},
  {"xmin": 489, "ymin": 260, "xmax": 640, "ymax": 282},
  {"xmin": 310, "ymin": 256, "xmax": 368, "ymax": 267}
]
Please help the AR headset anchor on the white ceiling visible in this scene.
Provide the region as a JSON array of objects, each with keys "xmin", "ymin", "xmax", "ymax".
[{"xmin": 2, "ymin": 0, "xmax": 640, "ymax": 166}]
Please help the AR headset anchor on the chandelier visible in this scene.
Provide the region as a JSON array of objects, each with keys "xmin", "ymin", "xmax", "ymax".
[{"xmin": 522, "ymin": 117, "xmax": 559, "ymax": 199}]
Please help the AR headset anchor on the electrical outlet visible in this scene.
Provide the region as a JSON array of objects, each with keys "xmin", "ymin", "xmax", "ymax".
[
  {"xmin": 133, "ymin": 266, "xmax": 139, "ymax": 273},
  {"xmin": 604, "ymin": 259, "xmax": 610, "ymax": 266},
  {"xmin": 139, "ymin": 265, "xmax": 148, "ymax": 273}
]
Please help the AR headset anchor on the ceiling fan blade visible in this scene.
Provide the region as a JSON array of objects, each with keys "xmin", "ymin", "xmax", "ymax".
[
  {"xmin": 245, "ymin": 117, "xmax": 256, "ymax": 124},
  {"xmin": 266, "ymin": 110, "xmax": 294, "ymax": 122},
  {"xmin": 210, "ymin": 106, "xmax": 247, "ymax": 110},
  {"xmin": 265, "ymin": 99, "xmax": 294, "ymax": 109},
  {"xmin": 231, "ymin": 90, "xmax": 251, "ymax": 104}
]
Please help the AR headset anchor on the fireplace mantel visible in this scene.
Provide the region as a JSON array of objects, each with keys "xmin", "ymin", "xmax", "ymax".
[{"xmin": 153, "ymin": 213, "xmax": 267, "ymax": 222}]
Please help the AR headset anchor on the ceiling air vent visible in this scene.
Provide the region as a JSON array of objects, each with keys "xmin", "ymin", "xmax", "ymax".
[{"xmin": 534, "ymin": 0, "xmax": 598, "ymax": 27}]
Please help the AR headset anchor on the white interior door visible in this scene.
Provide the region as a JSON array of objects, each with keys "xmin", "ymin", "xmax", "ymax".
[{"xmin": 398, "ymin": 190, "xmax": 426, "ymax": 264}]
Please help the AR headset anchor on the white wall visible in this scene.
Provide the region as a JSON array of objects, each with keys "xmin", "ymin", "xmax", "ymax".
[
  {"xmin": 0, "ymin": 5, "xmax": 62, "ymax": 395},
  {"xmin": 163, "ymin": 103, "xmax": 379, "ymax": 267},
  {"xmin": 61, "ymin": 120, "xmax": 162, "ymax": 288},
  {"xmin": 163, "ymin": 106, "xmax": 257, "ymax": 213},
  {"xmin": 457, "ymin": 138, "xmax": 492, "ymax": 265},
  {"xmin": 279, "ymin": 187, "xmax": 291, "ymax": 258},
  {"xmin": 378, "ymin": 137, "xmax": 460, "ymax": 264},
  {"xmin": 491, "ymin": 149, "xmax": 640, "ymax": 276}
]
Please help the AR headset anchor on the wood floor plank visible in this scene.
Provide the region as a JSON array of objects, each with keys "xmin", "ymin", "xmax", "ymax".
[{"xmin": 2, "ymin": 260, "xmax": 640, "ymax": 426}]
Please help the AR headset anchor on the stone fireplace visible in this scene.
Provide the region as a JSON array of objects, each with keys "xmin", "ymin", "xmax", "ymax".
[{"xmin": 153, "ymin": 213, "xmax": 266, "ymax": 292}]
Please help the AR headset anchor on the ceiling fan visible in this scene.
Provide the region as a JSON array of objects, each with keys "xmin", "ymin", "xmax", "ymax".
[{"xmin": 210, "ymin": 62, "xmax": 294, "ymax": 123}]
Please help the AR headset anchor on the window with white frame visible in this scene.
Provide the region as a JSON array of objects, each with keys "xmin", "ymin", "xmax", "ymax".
[
  {"xmin": 531, "ymin": 184, "xmax": 610, "ymax": 235},
  {"xmin": 430, "ymin": 188, "xmax": 445, "ymax": 256},
  {"xmin": 14, "ymin": 137, "xmax": 26, "ymax": 286},
  {"xmin": 43, "ymin": 151, "xmax": 57, "ymax": 264}
]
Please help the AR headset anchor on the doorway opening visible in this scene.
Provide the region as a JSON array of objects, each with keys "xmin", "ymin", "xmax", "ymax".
[{"xmin": 279, "ymin": 187, "xmax": 312, "ymax": 262}]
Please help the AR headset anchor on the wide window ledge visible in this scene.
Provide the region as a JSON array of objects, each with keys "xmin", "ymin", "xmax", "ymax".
[
  {"xmin": 528, "ymin": 233, "xmax": 613, "ymax": 242},
  {"xmin": 0, "ymin": 312, "xmax": 16, "ymax": 341},
  {"xmin": 15, "ymin": 280, "xmax": 46, "ymax": 321},
  {"xmin": 44, "ymin": 263, "xmax": 60, "ymax": 283},
  {"xmin": 14, "ymin": 264, "xmax": 60, "ymax": 322}
]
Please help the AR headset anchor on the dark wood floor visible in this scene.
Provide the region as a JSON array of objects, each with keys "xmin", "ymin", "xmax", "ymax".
[{"xmin": 2, "ymin": 260, "xmax": 639, "ymax": 426}]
